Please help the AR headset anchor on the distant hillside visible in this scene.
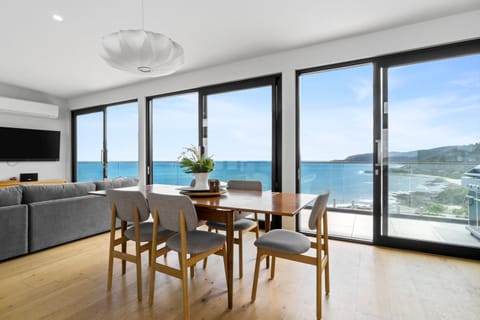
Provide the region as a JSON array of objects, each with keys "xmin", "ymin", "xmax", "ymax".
[{"xmin": 344, "ymin": 143, "xmax": 480, "ymax": 163}]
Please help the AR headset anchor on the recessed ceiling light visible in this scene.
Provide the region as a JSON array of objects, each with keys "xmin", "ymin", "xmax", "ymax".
[{"xmin": 52, "ymin": 14, "xmax": 63, "ymax": 22}]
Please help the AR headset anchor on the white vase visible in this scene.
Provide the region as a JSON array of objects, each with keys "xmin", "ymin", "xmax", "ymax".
[{"xmin": 193, "ymin": 172, "xmax": 209, "ymax": 190}]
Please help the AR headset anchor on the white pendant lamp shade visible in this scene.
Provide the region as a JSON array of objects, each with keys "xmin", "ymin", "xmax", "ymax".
[{"xmin": 100, "ymin": 30, "xmax": 184, "ymax": 76}]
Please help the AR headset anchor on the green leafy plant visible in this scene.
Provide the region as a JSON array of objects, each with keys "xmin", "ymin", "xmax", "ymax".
[{"xmin": 178, "ymin": 145, "xmax": 214, "ymax": 173}]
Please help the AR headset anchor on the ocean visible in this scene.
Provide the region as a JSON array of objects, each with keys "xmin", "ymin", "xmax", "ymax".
[{"xmin": 78, "ymin": 161, "xmax": 444, "ymax": 209}]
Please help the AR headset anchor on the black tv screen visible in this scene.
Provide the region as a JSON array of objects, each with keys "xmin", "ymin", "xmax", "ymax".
[{"xmin": 0, "ymin": 127, "xmax": 60, "ymax": 161}]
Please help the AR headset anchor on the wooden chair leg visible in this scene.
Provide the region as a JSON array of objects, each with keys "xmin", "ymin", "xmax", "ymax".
[
  {"xmin": 135, "ymin": 240, "xmax": 142, "ymax": 301},
  {"xmin": 179, "ymin": 252, "xmax": 190, "ymax": 319},
  {"xmin": 324, "ymin": 212, "xmax": 330, "ymax": 295},
  {"xmin": 148, "ymin": 245, "xmax": 152, "ymax": 267},
  {"xmin": 148, "ymin": 263, "xmax": 156, "ymax": 306},
  {"xmin": 202, "ymin": 256, "xmax": 208, "ymax": 269},
  {"xmin": 107, "ymin": 246, "xmax": 114, "ymax": 291},
  {"xmin": 238, "ymin": 231, "xmax": 243, "ymax": 279},
  {"xmin": 190, "ymin": 256, "xmax": 195, "ymax": 279},
  {"xmin": 121, "ymin": 221, "xmax": 127, "ymax": 274},
  {"xmin": 270, "ymin": 256, "xmax": 276, "ymax": 279},
  {"xmin": 317, "ymin": 258, "xmax": 322, "ymax": 320},
  {"xmin": 325, "ymin": 257, "xmax": 330, "ymax": 295},
  {"xmin": 251, "ymin": 251, "xmax": 263, "ymax": 302},
  {"xmin": 149, "ymin": 209, "xmax": 159, "ymax": 306},
  {"xmin": 133, "ymin": 209, "xmax": 143, "ymax": 301},
  {"xmin": 107, "ymin": 207, "xmax": 116, "ymax": 291},
  {"xmin": 202, "ymin": 226, "xmax": 213, "ymax": 269}
]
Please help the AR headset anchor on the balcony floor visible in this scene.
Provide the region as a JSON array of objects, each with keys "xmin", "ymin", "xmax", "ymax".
[{"xmin": 299, "ymin": 210, "xmax": 480, "ymax": 248}]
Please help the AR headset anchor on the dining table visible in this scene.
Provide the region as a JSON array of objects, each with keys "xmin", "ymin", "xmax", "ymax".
[{"xmin": 92, "ymin": 184, "xmax": 318, "ymax": 309}]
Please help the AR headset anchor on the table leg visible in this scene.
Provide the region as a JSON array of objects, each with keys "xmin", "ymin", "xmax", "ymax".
[
  {"xmin": 194, "ymin": 207, "xmax": 234, "ymax": 309},
  {"xmin": 226, "ymin": 211, "xmax": 234, "ymax": 309}
]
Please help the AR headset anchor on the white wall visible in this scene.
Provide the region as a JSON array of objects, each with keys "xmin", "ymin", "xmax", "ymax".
[{"xmin": 0, "ymin": 82, "xmax": 69, "ymax": 181}]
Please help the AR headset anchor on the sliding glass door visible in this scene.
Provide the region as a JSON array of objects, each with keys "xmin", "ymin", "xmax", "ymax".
[
  {"xmin": 298, "ymin": 63, "xmax": 374, "ymax": 241},
  {"xmin": 297, "ymin": 40, "xmax": 480, "ymax": 258},
  {"xmin": 72, "ymin": 101, "xmax": 138, "ymax": 181},
  {"xmin": 380, "ymin": 53, "xmax": 480, "ymax": 250}
]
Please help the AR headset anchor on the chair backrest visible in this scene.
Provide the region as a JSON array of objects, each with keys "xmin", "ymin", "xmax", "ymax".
[
  {"xmin": 106, "ymin": 189, "xmax": 150, "ymax": 222},
  {"xmin": 308, "ymin": 191, "xmax": 330, "ymax": 230},
  {"xmin": 146, "ymin": 193, "xmax": 198, "ymax": 232},
  {"xmin": 227, "ymin": 180, "xmax": 262, "ymax": 191}
]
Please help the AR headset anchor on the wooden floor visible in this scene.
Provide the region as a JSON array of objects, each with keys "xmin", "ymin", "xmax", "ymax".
[{"xmin": 1, "ymin": 230, "xmax": 479, "ymax": 320}]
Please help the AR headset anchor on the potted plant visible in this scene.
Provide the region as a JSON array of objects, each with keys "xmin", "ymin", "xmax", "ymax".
[{"xmin": 178, "ymin": 145, "xmax": 214, "ymax": 190}]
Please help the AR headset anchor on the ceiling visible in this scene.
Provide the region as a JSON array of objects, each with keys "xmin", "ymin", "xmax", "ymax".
[{"xmin": 1, "ymin": 0, "xmax": 479, "ymax": 99}]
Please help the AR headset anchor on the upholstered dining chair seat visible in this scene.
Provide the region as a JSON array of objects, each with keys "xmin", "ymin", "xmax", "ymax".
[
  {"xmin": 254, "ymin": 229, "xmax": 311, "ymax": 254},
  {"xmin": 251, "ymin": 191, "xmax": 330, "ymax": 320},
  {"xmin": 166, "ymin": 230, "xmax": 225, "ymax": 254},
  {"xmin": 206, "ymin": 218, "xmax": 256, "ymax": 231},
  {"xmin": 124, "ymin": 222, "xmax": 174, "ymax": 242}
]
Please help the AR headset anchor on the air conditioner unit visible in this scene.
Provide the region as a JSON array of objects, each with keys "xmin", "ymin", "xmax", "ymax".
[{"xmin": 0, "ymin": 96, "xmax": 59, "ymax": 119}]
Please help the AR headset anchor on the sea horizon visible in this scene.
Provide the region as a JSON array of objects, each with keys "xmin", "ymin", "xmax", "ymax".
[{"xmin": 77, "ymin": 160, "xmax": 459, "ymax": 211}]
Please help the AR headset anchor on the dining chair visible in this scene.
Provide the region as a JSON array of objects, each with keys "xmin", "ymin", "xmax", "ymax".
[
  {"xmin": 203, "ymin": 180, "xmax": 261, "ymax": 279},
  {"xmin": 251, "ymin": 191, "xmax": 330, "ymax": 320},
  {"xmin": 146, "ymin": 193, "xmax": 228, "ymax": 319},
  {"xmin": 106, "ymin": 189, "xmax": 174, "ymax": 301}
]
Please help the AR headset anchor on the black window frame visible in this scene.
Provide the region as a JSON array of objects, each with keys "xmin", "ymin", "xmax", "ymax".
[
  {"xmin": 146, "ymin": 74, "xmax": 282, "ymax": 227},
  {"xmin": 71, "ymin": 99, "xmax": 138, "ymax": 182}
]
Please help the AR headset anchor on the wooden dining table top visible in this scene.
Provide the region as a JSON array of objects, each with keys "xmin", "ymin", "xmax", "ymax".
[{"xmin": 91, "ymin": 184, "xmax": 317, "ymax": 216}]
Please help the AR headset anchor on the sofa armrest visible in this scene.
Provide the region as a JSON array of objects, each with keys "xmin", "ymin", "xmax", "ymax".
[{"xmin": 0, "ymin": 205, "xmax": 28, "ymax": 261}]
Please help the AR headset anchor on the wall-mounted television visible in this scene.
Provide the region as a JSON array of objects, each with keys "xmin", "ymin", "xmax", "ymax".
[{"xmin": 0, "ymin": 127, "xmax": 60, "ymax": 161}]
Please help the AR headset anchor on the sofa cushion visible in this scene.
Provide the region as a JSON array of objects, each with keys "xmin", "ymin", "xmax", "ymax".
[
  {"xmin": 94, "ymin": 177, "xmax": 139, "ymax": 190},
  {"xmin": 28, "ymin": 195, "xmax": 111, "ymax": 252},
  {"xmin": 0, "ymin": 186, "xmax": 23, "ymax": 207},
  {"xmin": 22, "ymin": 182, "xmax": 95, "ymax": 203}
]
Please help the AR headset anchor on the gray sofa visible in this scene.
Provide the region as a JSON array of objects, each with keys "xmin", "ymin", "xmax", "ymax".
[
  {"xmin": 0, "ymin": 177, "xmax": 138, "ymax": 261},
  {"xmin": 0, "ymin": 186, "xmax": 28, "ymax": 261}
]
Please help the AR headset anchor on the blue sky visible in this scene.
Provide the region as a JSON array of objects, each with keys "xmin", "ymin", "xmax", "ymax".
[
  {"xmin": 388, "ymin": 55, "xmax": 480, "ymax": 153},
  {"xmin": 77, "ymin": 54, "xmax": 480, "ymax": 162},
  {"xmin": 151, "ymin": 88, "xmax": 271, "ymax": 161},
  {"xmin": 300, "ymin": 54, "xmax": 480, "ymax": 161},
  {"xmin": 77, "ymin": 102, "xmax": 138, "ymax": 161}
]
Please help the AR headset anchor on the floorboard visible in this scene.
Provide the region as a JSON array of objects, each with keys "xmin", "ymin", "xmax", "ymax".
[{"xmin": 0, "ymin": 230, "xmax": 479, "ymax": 319}]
